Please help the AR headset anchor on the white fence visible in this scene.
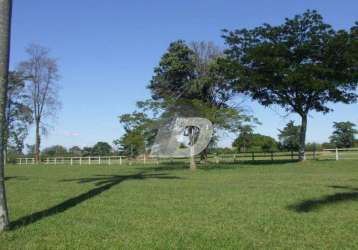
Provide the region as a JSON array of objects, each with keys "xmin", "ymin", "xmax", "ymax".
[
  {"xmin": 17, "ymin": 156, "xmax": 128, "ymax": 166},
  {"xmin": 15, "ymin": 149, "xmax": 358, "ymax": 166},
  {"xmin": 322, "ymin": 148, "xmax": 358, "ymax": 160}
]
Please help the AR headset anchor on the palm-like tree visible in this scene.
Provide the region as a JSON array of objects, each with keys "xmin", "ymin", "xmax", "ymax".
[{"xmin": 0, "ymin": 0, "xmax": 12, "ymax": 231}]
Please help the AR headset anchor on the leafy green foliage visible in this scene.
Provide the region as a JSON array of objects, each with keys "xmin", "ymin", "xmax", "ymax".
[
  {"xmin": 278, "ymin": 121, "xmax": 300, "ymax": 151},
  {"xmin": 233, "ymin": 127, "xmax": 278, "ymax": 152},
  {"xmin": 305, "ymin": 143, "xmax": 322, "ymax": 151},
  {"xmin": 6, "ymin": 71, "xmax": 33, "ymax": 154},
  {"xmin": 118, "ymin": 41, "xmax": 253, "ymax": 161},
  {"xmin": 91, "ymin": 142, "xmax": 112, "ymax": 156},
  {"xmin": 330, "ymin": 121, "xmax": 358, "ymax": 148},
  {"xmin": 42, "ymin": 145, "xmax": 67, "ymax": 157},
  {"xmin": 114, "ymin": 112, "xmax": 156, "ymax": 157},
  {"xmin": 148, "ymin": 40, "xmax": 246, "ymax": 127},
  {"xmin": 222, "ymin": 10, "xmax": 358, "ymax": 159},
  {"xmin": 146, "ymin": 40, "xmax": 253, "ymax": 160},
  {"xmin": 68, "ymin": 146, "xmax": 82, "ymax": 156}
]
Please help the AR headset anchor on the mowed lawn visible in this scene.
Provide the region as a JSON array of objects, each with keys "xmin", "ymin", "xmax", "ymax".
[{"xmin": 1, "ymin": 160, "xmax": 358, "ymax": 249}]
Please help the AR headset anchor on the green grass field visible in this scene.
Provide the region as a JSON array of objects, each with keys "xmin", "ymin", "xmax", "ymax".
[{"xmin": 1, "ymin": 160, "xmax": 358, "ymax": 249}]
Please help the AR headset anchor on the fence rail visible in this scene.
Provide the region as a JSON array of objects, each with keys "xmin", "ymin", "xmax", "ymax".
[
  {"xmin": 15, "ymin": 149, "xmax": 357, "ymax": 166},
  {"xmin": 17, "ymin": 156, "xmax": 128, "ymax": 166}
]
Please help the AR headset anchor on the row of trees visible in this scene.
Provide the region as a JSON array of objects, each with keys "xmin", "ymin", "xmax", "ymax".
[
  {"xmin": 116, "ymin": 10, "xmax": 358, "ymax": 164},
  {"xmin": 39, "ymin": 142, "xmax": 113, "ymax": 158},
  {"xmin": 233, "ymin": 121, "xmax": 358, "ymax": 152}
]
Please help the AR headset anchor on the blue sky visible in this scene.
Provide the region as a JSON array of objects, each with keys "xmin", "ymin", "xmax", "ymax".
[{"xmin": 9, "ymin": 0, "xmax": 358, "ymax": 149}]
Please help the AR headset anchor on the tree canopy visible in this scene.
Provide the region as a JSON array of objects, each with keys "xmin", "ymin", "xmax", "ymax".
[
  {"xmin": 330, "ymin": 121, "xmax": 358, "ymax": 148},
  {"xmin": 222, "ymin": 10, "xmax": 358, "ymax": 160},
  {"xmin": 233, "ymin": 131, "xmax": 278, "ymax": 152}
]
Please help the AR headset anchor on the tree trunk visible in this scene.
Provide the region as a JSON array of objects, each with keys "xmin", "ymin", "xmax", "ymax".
[
  {"xmin": 299, "ymin": 114, "xmax": 308, "ymax": 161},
  {"xmin": 35, "ymin": 119, "xmax": 41, "ymax": 163},
  {"xmin": 3, "ymin": 148, "xmax": 6, "ymax": 165},
  {"xmin": 200, "ymin": 147, "xmax": 208, "ymax": 164},
  {"xmin": 0, "ymin": 0, "xmax": 12, "ymax": 231},
  {"xmin": 189, "ymin": 127, "xmax": 196, "ymax": 170}
]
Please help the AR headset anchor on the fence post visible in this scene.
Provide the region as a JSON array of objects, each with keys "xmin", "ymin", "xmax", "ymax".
[
  {"xmin": 291, "ymin": 151, "xmax": 294, "ymax": 160},
  {"xmin": 32, "ymin": 158, "xmax": 35, "ymax": 164},
  {"xmin": 271, "ymin": 151, "xmax": 274, "ymax": 161},
  {"xmin": 88, "ymin": 157, "xmax": 91, "ymax": 165},
  {"xmin": 336, "ymin": 148, "xmax": 339, "ymax": 161},
  {"xmin": 108, "ymin": 157, "xmax": 111, "ymax": 165},
  {"xmin": 252, "ymin": 152, "xmax": 255, "ymax": 161},
  {"xmin": 119, "ymin": 156, "xmax": 122, "ymax": 165},
  {"xmin": 99, "ymin": 156, "xmax": 101, "ymax": 165},
  {"xmin": 71, "ymin": 158, "xmax": 73, "ymax": 166}
]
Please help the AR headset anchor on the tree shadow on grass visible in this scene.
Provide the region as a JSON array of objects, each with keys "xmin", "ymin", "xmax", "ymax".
[
  {"xmin": 10, "ymin": 172, "xmax": 181, "ymax": 230},
  {"xmin": 5, "ymin": 176, "xmax": 28, "ymax": 181},
  {"xmin": 136, "ymin": 159, "xmax": 299, "ymax": 172},
  {"xmin": 288, "ymin": 185, "xmax": 358, "ymax": 213}
]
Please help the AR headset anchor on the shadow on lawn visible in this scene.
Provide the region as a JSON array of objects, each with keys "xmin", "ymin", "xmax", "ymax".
[
  {"xmin": 136, "ymin": 159, "xmax": 298, "ymax": 171},
  {"xmin": 10, "ymin": 172, "xmax": 181, "ymax": 230},
  {"xmin": 5, "ymin": 176, "xmax": 28, "ymax": 181},
  {"xmin": 288, "ymin": 185, "xmax": 358, "ymax": 213}
]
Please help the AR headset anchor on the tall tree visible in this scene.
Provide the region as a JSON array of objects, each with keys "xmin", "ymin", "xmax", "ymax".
[
  {"xmin": 0, "ymin": 0, "xmax": 12, "ymax": 231},
  {"xmin": 148, "ymin": 40, "xmax": 250, "ymax": 169},
  {"xmin": 19, "ymin": 44, "xmax": 60, "ymax": 162},
  {"xmin": 278, "ymin": 121, "xmax": 301, "ymax": 151},
  {"xmin": 222, "ymin": 10, "xmax": 358, "ymax": 161},
  {"xmin": 330, "ymin": 121, "xmax": 358, "ymax": 148}
]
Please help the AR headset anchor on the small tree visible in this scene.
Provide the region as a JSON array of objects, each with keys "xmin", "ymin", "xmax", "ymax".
[
  {"xmin": 42, "ymin": 145, "xmax": 67, "ymax": 157},
  {"xmin": 19, "ymin": 44, "xmax": 61, "ymax": 162},
  {"xmin": 92, "ymin": 142, "xmax": 112, "ymax": 156},
  {"xmin": 222, "ymin": 10, "xmax": 358, "ymax": 161},
  {"xmin": 278, "ymin": 121, "xmax": 300, "ymax": 151},
  {"xmin": 114, "ymin": 111, "xmax": 156, "ymax": 158},
  {"xmin": 232, "ymin": 125, "xmax": 254, "ymax": 152},
  {"xmin": 82, "ymin": 147, "xmax": 93, "ymax": 157},
  {"xmin": 233, "ymin": 131, "xmax": 277, "ymax": 152},
  {"xmin": 330, "ymin": 121, "xmax": 358, "ymax": 148},
  {"xmin": 69, "ymin": 146, "xmax": 82, "ymax": 156}
]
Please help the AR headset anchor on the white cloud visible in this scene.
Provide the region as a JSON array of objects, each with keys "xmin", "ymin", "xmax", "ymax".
[{"xmin": 62, "ymin": 131, "xmax": 80, "ymax": 137}]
